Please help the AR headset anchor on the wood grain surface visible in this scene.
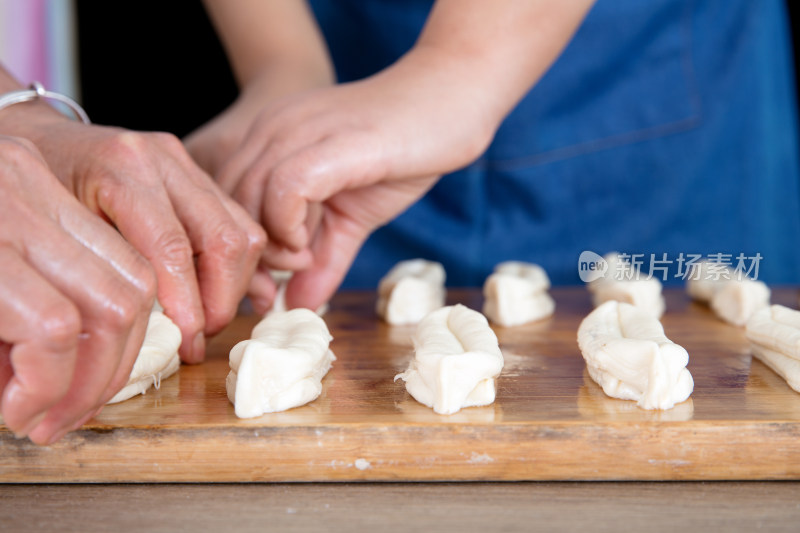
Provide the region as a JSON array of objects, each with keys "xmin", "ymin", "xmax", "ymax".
[
  {"xmin": 2, "ymin": 482, "xmax": 799, "ymax": 533},
  {"xmin": 2, "ymin": 288, "xmax": 800, "ymax": 482}
]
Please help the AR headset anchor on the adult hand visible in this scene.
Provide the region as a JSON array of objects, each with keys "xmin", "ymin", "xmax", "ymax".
[
  {"xmin": 0, "ymin": 136, "xmax": 155, "ymax": 445},
  {"xmin": 185, "ymin": 65, "xmax": 334, "ymax": 180},
  {"xmin": 22, "ymin": 119, "xmax": 267, "ymax": 363},
  {"xmin": 202, "ymin": 0, "xmax": 595, "ymax": 313},
  {"xmin": 185, "ymin": 69, "xmax": 335, "ymax": 307},
  {"xmin": 215, "ymin": 47, "xmax": 498, "ymax": 312}
]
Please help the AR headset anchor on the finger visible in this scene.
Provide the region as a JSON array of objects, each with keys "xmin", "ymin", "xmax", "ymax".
[
  {"xmin": 0, "ymin": 343, "xmax": 11, "ymax": 395},
  {"xmin": 21, "ymin": 227, "xmax": 152, "ymax": 444},
  {"xmin": 304, "ymin": 201, "xmax": 324, "ymax": 240},
  {"xmin": 49, "ymin": 186, "xmax": 156, "ymax": 415},
  {"xmin": 246, "ymin": 239, "xmax": 316, "ymax": 312},
  {"xmin": 166, "ymin": 175, "xmax": 265, "ymax": 335},
  {"xmin": 230, "ymin": 134, "xmax": 326, "ymax": 225},
  {"xmin": 262, "ymin": 241, "xmax": 314, "ymax": 271},
  {"xmin": 96, "ymin": 305, "xmax": 150, "ymax": 407},
  {"xmin": 215, "ymin": 99, "xmax": 321, "ymax": 194},
  {"xmin": 247, "ymin": 270, "xmax": 279, "ymax": 315},
  {"xmin": 214, "ymin": 184, "xmax": 269, "ymax": 258},
  {"xmin": 215, "ymin": 131, "xmax": 269, "ymax": 195},
  {"xmin": 261, "ymin": 135, "xmax": 387, "ymax": 251},
  {"xmin": 212, "ymin": 190, "xmax": 270, "ymax": 318},
  {"xmin": 0, "ymin": 247, "xmax": 80, "ymax": 440},
  {"xmin": 98, "ymin": 182, "xmax": 206, "ymax": 363},
  {"xmin": 284, "ymin": 210, "xmax": 369, "ymax": 311}
]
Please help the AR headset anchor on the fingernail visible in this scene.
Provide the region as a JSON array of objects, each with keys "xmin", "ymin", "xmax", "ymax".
[
  {"xmin": 13, "ymin": 411, "xmax": 46, "ymax": 439},
  {"xmin": 192, "ymin": 332, "xmax": 206, "ymax": 362}
]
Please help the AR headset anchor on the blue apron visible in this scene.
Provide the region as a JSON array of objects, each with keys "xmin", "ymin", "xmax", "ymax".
[{"xmin": 309, "ymin": 0, "xmax": 800, "ymax": 287}]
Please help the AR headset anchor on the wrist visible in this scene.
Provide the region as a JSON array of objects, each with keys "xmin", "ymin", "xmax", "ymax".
[
  {"xmin": 0, "ymin": 96, "xmax": 71, "ymax": 139},
  {"xmin": 390, "ymin": 44, "xmax": 504, "ymax": 162},
  {"xmin": 241, "ymin": 59, "xmax": 335, "ymax": 104}
]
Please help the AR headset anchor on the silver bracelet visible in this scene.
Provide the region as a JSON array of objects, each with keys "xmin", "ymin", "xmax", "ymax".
[{"xmin": 0, "ymin": 81, "xmax": 90, "ymax": 124}]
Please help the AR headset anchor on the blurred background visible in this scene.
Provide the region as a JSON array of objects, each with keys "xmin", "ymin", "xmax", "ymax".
[
  {"xmin": 65, "ymin": 1, "xmax": 800, "ymax": 146},
  {"xmin": 1, "ymin": 0, "xmax": 798, "ymax": 285},
  {"xmin": 76, "ymin": 1, "xmax": 237, "ymax": 137}
]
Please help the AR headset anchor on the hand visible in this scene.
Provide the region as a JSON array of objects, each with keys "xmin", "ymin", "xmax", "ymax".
[
  {"xmin": 185, "ymin": 68, "xmax": 335, "ymax": 309},
  {"xmin": 185, "ymin": 65, "xmax": 334, "ymax": 179},
  {"xmin": 216, "ymin": 47, "xmax": 498, "ymax": 312},
  {"xmin": 24, "ymin": 120, "xmax": 267, "ymax": 364},
  {"xmin": 0, "ymin": 136, "xmax": 155, "ymax": 445}
]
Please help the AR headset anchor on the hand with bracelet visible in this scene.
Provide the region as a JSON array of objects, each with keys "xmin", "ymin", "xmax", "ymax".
[
  {"xmin": 0, "ymin": 66, "xmax": 266, "ymax": 443},
  {"xmin": 191, "ymin": 0, "xmax": 594, "ymax": 313}
]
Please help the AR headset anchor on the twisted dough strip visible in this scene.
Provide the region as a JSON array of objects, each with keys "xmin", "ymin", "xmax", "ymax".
[
  {"xmin": 577, "ymin": 300, "xmax": 693, "ymax": 410},
  {"xmin": 395, "ymin": 304, "xmax": 504, "ymax": 415},
  {"xmin": 687, "ymin": 261, "xmax": 770, "ymax": 326},
  {"xmin": 746, "ymin": 305, "xmax": 800, "ymax": 392},
  {"xmin": 587, "ymin": 252, "xmax": 665, "ymax": 318},
  {"xmin": 483, "ymin": 261, "xmax": 555, "ymax": 327},
  {"xmin": 227, "ymin": 309, "xmax": 335, "ymax": 418},
  {"xmin": 376, "ymin": 259, "xmax": 446, "ymax": 325}
]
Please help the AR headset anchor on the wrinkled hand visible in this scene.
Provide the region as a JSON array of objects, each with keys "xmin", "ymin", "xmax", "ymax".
[
  {"xmin": 28, "ymin": 121, "xmax": 267, "ymax": 363},
  {"xmin": 0, "ymin": 136, "xmax": 155, "ymax": 445},
  {"xmin": 216, "ymin": 48, "xmax": 498, "ymax": 312}
]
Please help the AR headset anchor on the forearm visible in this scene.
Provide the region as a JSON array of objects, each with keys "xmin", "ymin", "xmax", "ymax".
[
  {"xmin": 410, "ymin": 0, "xmax": 595, "ymax": 130},
  {"xmin": 202, "ymin": 0, "xmax": 334, "ymax": 89}
]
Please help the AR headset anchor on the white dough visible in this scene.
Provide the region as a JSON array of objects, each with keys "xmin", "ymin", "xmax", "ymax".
[
  {"xmin": 745, "ymin": 305, "xmax": 800, "ymax": 358},
  {"xmin": 687, "ymin": 261, "xmax": 770, "ymax": 326},
  {"xmin": 395, "ymin": 304, "xmax": 504, "ymax": 415},
  {"xmin": 376, "ymin": 259, "xmax": 446, "ymax": 325},
  {"xmin": 750, "ymin": 344, "xmax": 800, "ymax": 393},
  {"xmin": 482, "ymin": 261, "xmax": 555, "ymax": 327},
  {"xmin": 587, "ymin": 252, "xmax": 665, "ymax": 318},
  {"xmin": 107, "ymin": 309, "xmax": 182, "ymax": 404},
  {"xmin": 577, "ymin": 300, "xmax": 694, "ymax": 410},
  {"xmin": 745, "ymin": 305, "xmax": 800, "ymax": 393},
  {"xmin": 226, "ymin": 309, "xmax": 335, "ymax": 418}
]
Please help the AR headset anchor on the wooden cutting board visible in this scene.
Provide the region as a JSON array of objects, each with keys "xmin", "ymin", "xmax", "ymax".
[{"xmin": 2, "ymin": 288, "xmax": 800, "ymax": 482}]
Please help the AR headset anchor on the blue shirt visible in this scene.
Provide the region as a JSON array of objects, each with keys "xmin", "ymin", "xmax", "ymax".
[{"xmin": 310, "ymin": 0, "xmax": 800, "ymax": 287}]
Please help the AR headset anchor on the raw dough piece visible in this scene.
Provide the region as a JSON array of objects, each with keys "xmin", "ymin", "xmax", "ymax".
[
  {"xmin": 482, "ymin": 261, "xmax": 555, "ymax": 326},
  {"xmin": 745, "ymin": 305, "xmax": 800, "ymax": 392},
  {"xmin": 687, "ymin": 261, "xmax": 770, "ymax": 326},
  {"xmin": 577, "ymin": 300, "xmax": 694, "ymax": 410},
  {"xmin": 587, "ymin": 252, "xmax": 665, "ymax": 318},
  {"xmin": 226, "ymin": 309, "xmax": 335, "ymax": 418},
  {"xmin": 376, "ymin": 259, "xmax": 446, "ymax": 325},
  {"xmin": 107, "ymin": 309, "xmax": 182, "ymax": 404},
  {"xmin": 395, "ymin": 304, "xmax": 504, "ymax": 414}
]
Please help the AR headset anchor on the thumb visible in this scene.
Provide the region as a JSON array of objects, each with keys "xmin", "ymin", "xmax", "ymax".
[{"xmin": 284, "ymin": 211, "xmax": 368, "ymax": 311}]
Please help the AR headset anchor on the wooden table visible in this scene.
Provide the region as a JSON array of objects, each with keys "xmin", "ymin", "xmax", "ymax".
[
  {"xmin": 2, "ymin": 288, "xmax": 800, "ymax": 482},
  {"xmin": 2, "ymin": 481, "xmax": 799, "ymax": 532}
]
